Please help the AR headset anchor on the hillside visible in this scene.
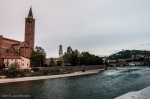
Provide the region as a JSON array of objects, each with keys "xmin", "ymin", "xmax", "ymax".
[{"xmin": 108, "ymin": 50, "xmax": 150, "ymax": 60}]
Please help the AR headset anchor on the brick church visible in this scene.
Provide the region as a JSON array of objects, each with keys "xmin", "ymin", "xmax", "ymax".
[{"xmin": 0, "ymin": 8, "xmax": 35, "ymax": 69}]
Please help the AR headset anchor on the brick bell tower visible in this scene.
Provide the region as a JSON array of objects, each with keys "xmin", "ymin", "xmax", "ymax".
[{"xmin": 25, "ymin": 7, "xmax": 35, "ymax": 51}]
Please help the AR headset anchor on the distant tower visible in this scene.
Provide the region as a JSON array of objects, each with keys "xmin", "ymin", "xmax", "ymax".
[
  {"xmin": 67, "ymin": 46, "xmax": 72, "ymax": 54},
  {"xmin": 25, "ymin": 7, "xmax": 35, "ymax": 51},
  {"xmin": 59, "ymin": 45, "xmax": 63, "ymax": 58}
]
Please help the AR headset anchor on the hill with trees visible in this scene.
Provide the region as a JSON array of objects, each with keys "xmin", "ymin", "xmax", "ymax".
[{"xmin": 108, "ymin": 50, "xmax": 150, "ymax": 60}]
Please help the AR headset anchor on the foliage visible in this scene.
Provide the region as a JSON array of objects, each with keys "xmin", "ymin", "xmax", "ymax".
[
  {"xmin": 44, "ymin": 64, "xmax": 48, "ymax": 67},
  {"xmin": 63, "ymin": 52, "xmax": 70, "ymax": 65},
  {"xmin": 109, "ymin": 50, "xmax": 150, "ymax": 60},
  {"xmin": 0, "ymin": 64, "xmax": 5, "ymax": 71},
  {"xmin": 63, "ymin": 47, "xmax": 80, "ymax": 66},
  {"xmin": 57, "ymin": 60, "xmax": 62, "ymax": 66},
  {"xmin": 35, "ymin": 46, "xmax": 46, "ymax": 56},
  {"xmin": 6, "ymin": 62, "xmax": 21, "ymax": 78},
  {"xmin": 80, "ymin": 52, "xmax": 103, "ymax": 65},
  {"xmin": 42, "ymin": 70, "xmax": 49, "ymax": 75},
  {"xmin": 70, "ymin": 49, "xmax": 80, "ymax": 66},
  {"xmin": 30, "ymin": 46, "xmax": 46, "ymax": 67},
  {"xmin": 63, "ymin": 46, "xmax": 103, "ymax": 66},
  {"xmin": 19, "ymin": 70, "xmax": 26, "ymax": 77},
  {"xmin": 31, "ymin": 67, "xmax": 40, "ymax": 72},
  {"xmin": 49, "ymin": 58, "xmax": 56, "ymax": 66},
  {"xmin": 19, "ymin": 69, "xmax": 31, "ymax": 77}
]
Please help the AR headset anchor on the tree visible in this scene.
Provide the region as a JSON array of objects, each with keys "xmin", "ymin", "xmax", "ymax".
[
  {"xmin": 63, "ymin": 47, "xmax": 80, "ymax": 66},
  {"xmin": 7, "ymin": 61, "xmax": 21, "ymax": 78},
  {"xmin": 80, "ymin": 52, "xmax": 91, "ymax": 65},
  {"xmin": 63, "ymin": 52, "xmax": 70, "ymax": 65},
  {"xmin": 63, "ymin": 46, "xmax": 73, "ymax": 65},
  {"xmin": 63, "ymin": 47, "xmax": 103, "ymax": 66},
  {"xmin": 30, "ymin": 46, "xmax": 46, "ymax": 67},
  {"xmin": 70, "ymin": 49, "xmax": 80, "ymax": 66},
  {"xmin": 49, "ymin": 58, "xmax": 56, "ymax": 66},
  {"xmin": 57, "ymin": 60, "xmax": 62, "ymax": 66}
]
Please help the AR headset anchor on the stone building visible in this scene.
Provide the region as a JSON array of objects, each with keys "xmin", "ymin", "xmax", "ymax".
[{"xmin": 0, "ymin": 7, "xmax": 35, "ymax": 68}]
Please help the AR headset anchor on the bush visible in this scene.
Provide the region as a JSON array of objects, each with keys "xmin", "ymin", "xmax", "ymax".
[
  {"xmin": 44, "ymin": 64, "xmax": 48, "ymax": 67},
  {"xmin": 82, "ymin": 68, "xmax": 85, "ymax": 72},
  {"xmin": 19, "ymin": 70, "xmax": 26, "ymax": 77},
  {"xmin": 31, "ymin": 67, "xmax": 40, "ymax": 72},
  {"xmin": 57, "ymin": 61, "xmax": 62, "ymax": 66},
  {"xmin": 6, "ymin": 62, "xmax": 21, "ymax": 78},
  {"xmin": 42, "ymin": 70, "xmax": 49, "ymax": 75}
]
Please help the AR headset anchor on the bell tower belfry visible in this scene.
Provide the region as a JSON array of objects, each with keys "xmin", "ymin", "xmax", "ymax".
[
  {"xmin": 25, "ymin": 7, "xmax": 35, "ymax": 51},
  {"xmin": 59, "ymin": 45, "xmax": 63, "ymax": 58}
]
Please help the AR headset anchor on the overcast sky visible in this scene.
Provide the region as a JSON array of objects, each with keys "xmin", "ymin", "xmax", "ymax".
[{"xmin": 0, "ymin": 0, "xmax": 150, "ymax": 57}]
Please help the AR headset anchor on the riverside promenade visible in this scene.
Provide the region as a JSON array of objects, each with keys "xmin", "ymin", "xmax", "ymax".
[{"xmin": 0, "ymin": 69, "xmax": 103, "ymax": 84}]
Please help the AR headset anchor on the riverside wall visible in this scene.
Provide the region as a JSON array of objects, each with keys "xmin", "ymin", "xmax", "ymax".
[{"xmin": 37, "ymin": 65, "xmax": 105, "ymax": 72}]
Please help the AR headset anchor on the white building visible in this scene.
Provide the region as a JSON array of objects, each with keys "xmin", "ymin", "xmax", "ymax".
[{"xmin": 3, "ymin": 56, "xmax": 30, "ymax": 69}]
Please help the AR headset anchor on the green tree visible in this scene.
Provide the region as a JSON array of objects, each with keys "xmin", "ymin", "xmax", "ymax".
[
  {"xmin": 80, "ymin": 52, "xmax": 103, "ymax": 65},
  {"xmin": 49, "ymin": 58, "xmax": 56, "ymax": 66},
  {"xmin": 30, "ymin": 46, "xmax": 46, "ymax": 67},
  {"xmin": 63, "ymin": 47, "xmax": 80, "ymax": 66},
  {"xmin": 63, "ymin": 47, "xmax": 103, "ymax": 66},
  {"xmin": 7, "ymin": 61, "xmax": 21, "ymax": 78},
  {"xmin": 63, "ymin": 46, "xmax": 73, "ymax": 65},
  {"xmin": 63, "ymin": 52, "xmax": 70, "ymax": 65},
  {"xmin": 70, "ymin": 49, "xmax": 80, "ymax": 66},
  {"xmin": 57, "ymin": 60, "xmax": 62, "ymax": 66}
]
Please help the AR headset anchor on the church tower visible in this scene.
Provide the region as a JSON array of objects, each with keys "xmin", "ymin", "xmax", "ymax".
[
  {"xmin": 59, "ymin": 45, "xmax": 63, "ymax": 58},
  {"xmin": 25, "ymin": 7, "xmax": 35, "ymax": 51}
]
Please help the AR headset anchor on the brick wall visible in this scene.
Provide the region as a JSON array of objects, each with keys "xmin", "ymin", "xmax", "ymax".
[
  {"xmin": 2, "ymin": 37, "xmax": 20, "ymax": 48},
  {"xmin": 0, "ymin": 35, "xmax": 2, "ymax": 65}
]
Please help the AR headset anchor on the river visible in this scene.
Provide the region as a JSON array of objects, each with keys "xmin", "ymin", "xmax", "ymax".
[{"xmin": 0, "ymin": 66, "xmax": 150, "ymax": 99}]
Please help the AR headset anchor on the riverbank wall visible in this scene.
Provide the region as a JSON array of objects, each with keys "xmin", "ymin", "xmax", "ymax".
[{"xmin": 37, "ymin": 65, "xmax": 105, "ymax": 72}]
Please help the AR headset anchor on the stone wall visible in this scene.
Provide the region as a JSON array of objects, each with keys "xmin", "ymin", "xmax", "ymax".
[{"xmin": 37, "ymin": 65, "xmax": 105, "ymax": 72}]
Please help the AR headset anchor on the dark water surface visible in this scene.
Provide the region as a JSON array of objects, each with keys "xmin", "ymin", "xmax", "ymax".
[{"xmin": 0, "ymin": 67, "xmax": 150, "ymax": 99}]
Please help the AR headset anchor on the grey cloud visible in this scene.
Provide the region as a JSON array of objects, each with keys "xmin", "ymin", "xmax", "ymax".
[{"xmin": 0, "ymin": 0, "xmax": 150, "ymax": 57}]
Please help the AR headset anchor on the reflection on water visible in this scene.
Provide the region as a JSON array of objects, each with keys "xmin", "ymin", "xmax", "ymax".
[
  {"xmin": 0, "ymin": 67, "xmax": 150, "ymax": 99},
  {"xmin": 102, "ymin": 70, "xmax": 121, "ymax": 75}
]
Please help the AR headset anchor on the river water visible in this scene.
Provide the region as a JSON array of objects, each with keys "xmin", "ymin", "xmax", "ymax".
[{"xmin": 0, "ymin": 67, "xmax": 150, "ymax": 99}]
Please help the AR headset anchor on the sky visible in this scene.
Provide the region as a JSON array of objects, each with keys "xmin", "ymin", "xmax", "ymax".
[{"xmin": 0, "ymin": 0, "xmax": 150, "ymax": 58}]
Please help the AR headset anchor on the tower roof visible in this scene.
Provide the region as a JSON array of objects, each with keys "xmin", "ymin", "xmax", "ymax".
[{"xmin": 28, "ymin": 7, "xmax": 33, "ymax": 17}]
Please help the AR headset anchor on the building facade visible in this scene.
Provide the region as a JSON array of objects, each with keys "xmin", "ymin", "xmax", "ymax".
[
  {"xmin": 3, "ymin": 56, "xmax": 30, "ymax": 69},
  {"xmin": 0, "ymin": 8, "xmax": 35, "ymax": 68}
]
